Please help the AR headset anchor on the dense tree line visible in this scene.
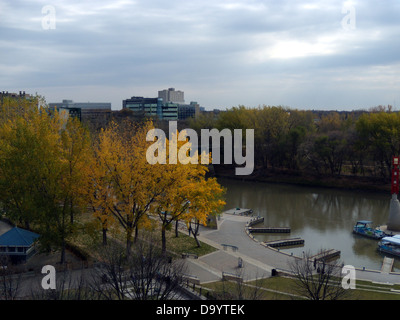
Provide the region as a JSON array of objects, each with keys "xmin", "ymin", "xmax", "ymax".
[{"xmin": 188, "ymin": 104, "xmax": 399, "ymax": 181}]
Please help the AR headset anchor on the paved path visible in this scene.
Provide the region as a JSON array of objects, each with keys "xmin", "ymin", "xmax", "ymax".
[
  {"xmin": 184, "ymin": 212, "xmax": 400, "ymax": 285},
  {"xmin": 184, "ymin": 212, "xmax": 294, "ymax": 283}
]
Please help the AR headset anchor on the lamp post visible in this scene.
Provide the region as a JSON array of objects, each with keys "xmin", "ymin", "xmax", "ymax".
[
  {"xmin": 391, "ymin": 156, "xmax": 399, "ymax": 195},
  {"xmin": 388, "ymin": 156, "xmax": 400, "ymax": 231}
]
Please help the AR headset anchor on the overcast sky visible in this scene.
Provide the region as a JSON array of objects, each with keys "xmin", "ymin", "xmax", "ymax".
[{"xmin": 1, "ymin": 0, "xmax": 400, "ymax": 111}]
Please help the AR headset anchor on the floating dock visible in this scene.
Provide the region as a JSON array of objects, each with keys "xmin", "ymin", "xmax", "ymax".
[
  {"xmin": 381, "ymin": 256, "xmax": 394, "ymax": 273},
  {"xmin": 248, "ymin": 227, "xmax": 290, "ymax": 234},
  {"xmin": 224, "ymin": 208, "xmax": 253, "ymax": 216},
  {"xmin": 310, "ymin": 249, "xmax": 341, "ymax": 262},
  {"xmin": 263, "ymin": 237, "xmax": 304, "ymax": 248},
  {"xmin": 247, "ymin": 216, "xmax": 264, "ymax": 227}
]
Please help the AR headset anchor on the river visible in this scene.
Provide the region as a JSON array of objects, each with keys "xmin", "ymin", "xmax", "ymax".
[{"xmin": 218, "ymin": 177, "xmax": 399, "ymax": 272}]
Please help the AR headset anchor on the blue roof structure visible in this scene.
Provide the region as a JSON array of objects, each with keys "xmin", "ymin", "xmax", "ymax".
[
  {"xmin": 356, "ymin": 220, "xmax": 372, "ymax": 224},
  {"xmin": 0, "ymin": 227, "xmax": 39, "ymax": 247}
]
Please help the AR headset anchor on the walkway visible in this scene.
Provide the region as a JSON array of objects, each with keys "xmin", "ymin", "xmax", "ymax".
[
  {"xmin": 183, "ymin": 211, "xmax": 400, "ymax": 285},
  {"xmin": 184, "ymin": 212, "xmax": 293, "ymax": 283}
]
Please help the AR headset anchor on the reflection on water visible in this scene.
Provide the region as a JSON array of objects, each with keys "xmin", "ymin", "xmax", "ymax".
[{"xmin": 218, "ymin": 178, "xmax": 399, "ymax": 271}]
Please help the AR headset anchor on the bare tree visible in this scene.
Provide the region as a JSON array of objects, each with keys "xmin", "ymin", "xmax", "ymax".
[
  {"xmin": 0, "ymin": 256, "xmax": 22, "ymax": 300},
  {"xmin": 89, "ymin": 234, "xmax": 188, "ymax": 300},
  {"xmin": 29, "ymin": 268, "xmax": 99, "ymax": 300},
  {"xmin": 216, "ymin": 268, "xmax": 266, "ymax": 300},
  {"xmin": 288, "ymin": 250, "xmax": 350, "ymax": 300},
  {"xmin": 89, "ymin": 241, "xmax": 132, "ymax": 300}
]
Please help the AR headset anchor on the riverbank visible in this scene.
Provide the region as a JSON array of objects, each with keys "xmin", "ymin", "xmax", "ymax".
[{"xmin": 212, "ymin": 166, "xmax": 391, "ymax": 194}]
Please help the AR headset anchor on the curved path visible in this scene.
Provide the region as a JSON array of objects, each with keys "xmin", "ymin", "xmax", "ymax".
[{"xmin": 184, "ymin": 212, "xmax": 400, "ymax": 285}]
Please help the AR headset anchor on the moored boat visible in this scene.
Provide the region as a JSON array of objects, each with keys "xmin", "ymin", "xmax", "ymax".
[
  {"xmin": 353, "ymin": 220, "xmax": 386, "ymax": 239},
  {"xmin": 378, "ymin": 235, "xmax": 400, "ymax": 257}
]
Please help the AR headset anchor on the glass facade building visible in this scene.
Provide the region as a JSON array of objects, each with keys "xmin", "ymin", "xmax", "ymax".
[
  {"xmin": 123, "ymin": 96, "xmax": 164, "ymax": 119},
  {"xmin": 123, "ymin": 94, "xmax": 199, "ymax": 121}
]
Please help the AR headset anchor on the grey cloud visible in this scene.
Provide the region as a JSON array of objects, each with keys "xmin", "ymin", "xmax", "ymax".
[{"xmin": 1, "ymin": 0, "xmax": 400, "ymax": 110}]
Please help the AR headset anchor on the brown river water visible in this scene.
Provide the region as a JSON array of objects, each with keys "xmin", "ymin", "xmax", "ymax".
[{"xmin": 218, "ymin": 177, "xmax": 399, "ymax": 272}]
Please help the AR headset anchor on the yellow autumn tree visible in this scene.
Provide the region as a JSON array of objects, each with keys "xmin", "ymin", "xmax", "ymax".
[
  {"xmin": 150, "ymin": 129, "xmax": 226, "ymax": 253},
  {"xmin": 181, "ymin": 177, "xmax": 225, "ymax": 247},
  {"xmin": 89, "ymin": 121, "xmax": 226, "ymax": 255},
  {"xmin": 88, "ymin": 120, "xmax": 163, "ymax": 255}
]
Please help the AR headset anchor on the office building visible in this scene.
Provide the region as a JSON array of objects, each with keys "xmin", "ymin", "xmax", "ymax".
[
  {"xmin": 123, "ymin": 96, "xmax": 179, "ymax": 120},
  {"xmin": 1, "ymin": 91, "xmax": 35, "ymax": 106},
  {"xmin": 48, "ymin": 99, "xmax": 112, "ymax": 121},
  {"xmin": 49, "ymin": 99, "xmax": 111, "ymax": 111},
  {"xmin": 162, "ymin": 102, "xmax": 179, "ymax": 121},
  {"xmin": 178, "ymin": 101, "xmax": 200, "ymax": 120},
  {"xmin": 0, "ymin": 91, "xmax": 32, "ymax": 100},
  {"xmin": 122, "ymin": 96, "xmax": 164, "ymax": 118},
  {"xmin": 158, "ymin": 88, "xmax": 185, "ymax": 104},
  {"xmin": 123, "ymin": 89, "xmax": 201, "ymax": 121}
]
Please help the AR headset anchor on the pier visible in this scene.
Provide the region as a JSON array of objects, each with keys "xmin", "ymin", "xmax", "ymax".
[
  {"xmin": 310, "ymin": 249, "xmax": 341, "ymax": 262},
  {"xmin": 224, "ymin": 208, "xmax": 253, "ymax": 216},
  {"xmin": 247, "ymin": 216, "xmax": 264, "ymax": 227},
  {"xmin": 381, "ymin": 256, "xmax": 394, "ymax": 273},
  {"xmin": 263, "ymin": 237, "xmax": 304, "ymax": 248},
  {"xmin": 248, "ymin": 227, "xmax": 291, "ymax": 234}
]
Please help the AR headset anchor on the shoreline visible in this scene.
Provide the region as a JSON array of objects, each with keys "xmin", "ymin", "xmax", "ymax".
[{"xmin": 212, "ymin": 166, "xmax": 391, "ymax": 194}]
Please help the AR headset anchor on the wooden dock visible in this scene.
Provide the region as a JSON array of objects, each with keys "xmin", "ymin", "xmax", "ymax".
[
  {"xmin": 381, "ymin": 256, "xmax": 394, "ymax": 273},
  {"xmin": 310, "ymin": 249, "xmax": 341, "ymax": 262},
  {"xmin": 248, "ymin": 227, "xmax": 291, "ymax": 234},
  {"xmin": 264, "ymin": 237, "xmax": 304, "ymax": 248}
]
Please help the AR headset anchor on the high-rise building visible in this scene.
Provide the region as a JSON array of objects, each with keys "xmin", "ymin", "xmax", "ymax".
[{"xmin": 158, "ymin": 88, "xmax": 185, "ymax": 104}]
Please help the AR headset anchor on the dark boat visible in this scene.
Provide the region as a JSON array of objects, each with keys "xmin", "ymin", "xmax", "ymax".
[
  {"xmin": 353, "ymin": 220, "xmax": 386, "ymax": 239},
  {"xmin": 378, "ymin": 235, "xmax": 400, "ymax": 257}
]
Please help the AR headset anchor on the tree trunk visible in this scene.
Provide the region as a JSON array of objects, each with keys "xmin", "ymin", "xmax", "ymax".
[
  {"xmin": 193, "ymin": 233, "xmax": 201, "ymax": 248},
  {"xmin": 134, "ymin": 225, "xmax": 139, "ymax": 243},
  {"xmin": 102, "ymin": 228, "xmax": 107, "ymax": 246},
  {"xmin": 192, "ymin": 221, "xmax": 201, "ymax": 248},
  {"xmin": 175, "ymin": 220, "xmax": 179, "ymax": 238},
  {"xmin": 70, "ymin": 199, "xmax": 74, "ymax": 225},
  {"xmin": 60, "ymin": 240, "xmax": 66, "ymax": 264},
  {"xmin": 161, "ymin": 225, "xmax": 167, "ymax": 254},
  {"xmin": 126, "ymin": 228, "xmax": 133, "ymax": 257}
]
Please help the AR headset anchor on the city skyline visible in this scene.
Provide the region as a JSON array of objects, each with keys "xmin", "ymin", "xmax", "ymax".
[{"xmin": 1, "ymin": 1, "xmax": 400, "ymax": 111}]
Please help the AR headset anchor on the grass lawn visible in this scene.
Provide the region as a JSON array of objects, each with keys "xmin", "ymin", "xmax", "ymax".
[
  {"xmin": 72, "ymin": 217, "xmax": 218, "ymax": 261},
  {"xmin": 200, "ymin": 276, "xmax": 400, "ymax": 300},
  {"xmin": 163, "ymin": 229, "xmax": 217, "ymax": 257}
]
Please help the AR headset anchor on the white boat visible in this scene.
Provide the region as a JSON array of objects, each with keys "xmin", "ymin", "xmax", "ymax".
[{"xmin": 378, "ymin": 235, "xmax": 400, "ymax": 257}]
